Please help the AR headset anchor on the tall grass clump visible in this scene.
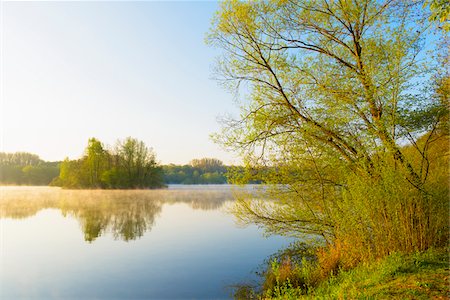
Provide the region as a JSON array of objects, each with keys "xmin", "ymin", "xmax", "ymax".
[
  {"xmin": 333, "ymin": 163, "xmax": 448, "ymax": 262},
  {"xmin": 310, "ymin": 248, "xmax": 449, "ymax": 299}
]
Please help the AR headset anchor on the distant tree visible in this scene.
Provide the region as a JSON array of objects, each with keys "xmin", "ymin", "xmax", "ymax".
[
  {"xmin": 0, "ymin": 165, "xmax": 23, "ymax": 184},
  {"xmin": 0, "ymin": 152, "xmax": 59, "ymax": 185},
  {"xmin": 0, "ymin": 152, "xmax": 41, "ymax": 166},
  {"xmin": 162, "ymin": 158, "xmax": 228, "ymax": 184},
  {"xmin": 190, "ymin": 158, "xmax": 227, "ymax": 174},
  {"xmin": 22, "ymin": 164, "xmax": 60, "ymax": 185},
  {"xmin": 84, "ymin": 138, "xmax": 109, "ymax": 187}
]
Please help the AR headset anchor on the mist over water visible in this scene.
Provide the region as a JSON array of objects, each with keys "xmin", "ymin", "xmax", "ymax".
[{"xmin": 0, "ymin": 185, "xmax": 291, "ymax": 299}]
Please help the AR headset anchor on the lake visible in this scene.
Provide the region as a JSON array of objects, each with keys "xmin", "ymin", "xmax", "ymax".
[{"xmin": 0, "ymin": 185, "xmax": 292, "ymax": 299}]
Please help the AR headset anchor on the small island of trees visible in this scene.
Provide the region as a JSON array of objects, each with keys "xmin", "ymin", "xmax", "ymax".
[{"xmin": 53, "ymin": 137, "xmax": 164, "ymax": 189}]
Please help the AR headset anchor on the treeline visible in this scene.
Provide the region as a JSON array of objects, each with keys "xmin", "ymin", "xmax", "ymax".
[
  {"xmin": 53, "ymin": 137, "xmax": 164, "ymax": 189},
  {"xmin": 0, "ymin": 152, "xmax": 59, "ymax": 185},
  {"xmin": 163, "ymin": 158, "xmax": 228, "ymax": 184},
  {"xmin": 0, "ymin": 140, "xmax": 235, "ymax": 187}
]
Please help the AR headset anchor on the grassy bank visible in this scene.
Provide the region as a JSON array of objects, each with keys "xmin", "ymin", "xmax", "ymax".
[
  {"xmin": 236, "ymin": 248, "xmax": 449, "ymax": 299},
  {"xmin": 308, "ymin": 248, "xmax": 449, "ymax": 299}
]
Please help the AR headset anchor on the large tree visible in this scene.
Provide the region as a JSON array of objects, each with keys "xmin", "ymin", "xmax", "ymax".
[{"xmin": 208, "ymin": 0, "xmax": 448, "ymax": 257}]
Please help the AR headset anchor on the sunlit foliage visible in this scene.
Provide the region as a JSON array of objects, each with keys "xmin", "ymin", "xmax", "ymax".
[
  {"xmin": 163, "ymin": 158, "xmax": 228, "ymax": 184},
  {"xmin": 208, "ymin": 0, "xmax": 449, "ymax": 265},
  {"xmin": 56, "ymin": 137, "xmax": 164, "ymax": 189},
  {"xmin": 0, "ymin": 152, "xmax": 59, "ymax": 185},
  {"xmin": 425, "ymin": 0, "xmax": 450, "ymax": 31}
]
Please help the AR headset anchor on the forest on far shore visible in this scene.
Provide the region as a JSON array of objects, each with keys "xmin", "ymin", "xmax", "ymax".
[{"xmin": 0, "ymin": 138, "xmax": 231, "ymax": 188}]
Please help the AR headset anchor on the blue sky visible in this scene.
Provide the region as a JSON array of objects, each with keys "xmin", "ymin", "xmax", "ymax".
[{"xmin": 1, "ymin": 1, "xmax": 240, "ymax": 165}]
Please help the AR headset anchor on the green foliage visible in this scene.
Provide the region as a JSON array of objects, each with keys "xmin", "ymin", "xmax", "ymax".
[
  {"xmin": 21, "ymin": 164, "xmax": 60, "ymax": 185},
  {"xmin": 58, "ymin": 158, "xmax": 85, "ymax": 188},
  {"xmin": 425, "ymin": 0, "xmax": 450, "ymax": 31},
  {"xmin": 209, "ymin": 0, "xmax": 449, "ymax": 264},
  {"xmin": 57, "ymin": 137, "xmax": 164, "ymax": 189},
  {"xmin": 335, "ymin": 160, "xmax": 448, "ymax": 258},
  {"xmin": 84, "ymin": 138, "xmax": 109, "ymax": 187},
  {"xmin": 208, "ymin": 0, "xmax": 446, "ymax": 184},
  {"xmin": 233, "ymin": 242, "xmax": 319, "ymax": 299},
  {"xmin": 162, "ymin": 158, "xmax": 228, "ymax": 184},
  {"xmin": 0, "ymin": 151, "xmax": 235, "ymax": 187},
  {"xmin": 0, "ymin": 152, "xmax": 59, "ymax": 185},
  {"xmin": 309, "ymin": 248, "xmax": 449, "ymax": 299},
  {"xmin": 0, "ymin": 152, "xmax": 41, "ymax": 166},
  {"xmin": 237, "ymin": 246, "xmax": 448, "ymax": 299}
]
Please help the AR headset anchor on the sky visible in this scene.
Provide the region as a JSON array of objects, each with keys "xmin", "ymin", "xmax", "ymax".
[{"xmin": 1, "ymin": 1, "xmax": 241, "ymax": 165}]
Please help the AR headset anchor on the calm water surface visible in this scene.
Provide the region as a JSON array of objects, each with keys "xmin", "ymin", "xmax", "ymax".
[{"xmin": 0, "ymin": 185, "xmax": 291, "ymax": 299}]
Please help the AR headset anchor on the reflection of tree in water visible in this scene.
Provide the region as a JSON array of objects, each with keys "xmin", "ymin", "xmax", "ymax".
[
  {"xmin": 0, "ymin": 187, "xmax": 236, "ymax": 242},
  {"xmin": 59, "ymin": 192, "xmax": 163, "ymax": 242}
]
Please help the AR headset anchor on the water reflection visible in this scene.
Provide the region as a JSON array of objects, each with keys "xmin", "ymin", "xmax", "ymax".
[{"xmin": 0, "ymin": 186, "xmax": 234, "ymax": 242}]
